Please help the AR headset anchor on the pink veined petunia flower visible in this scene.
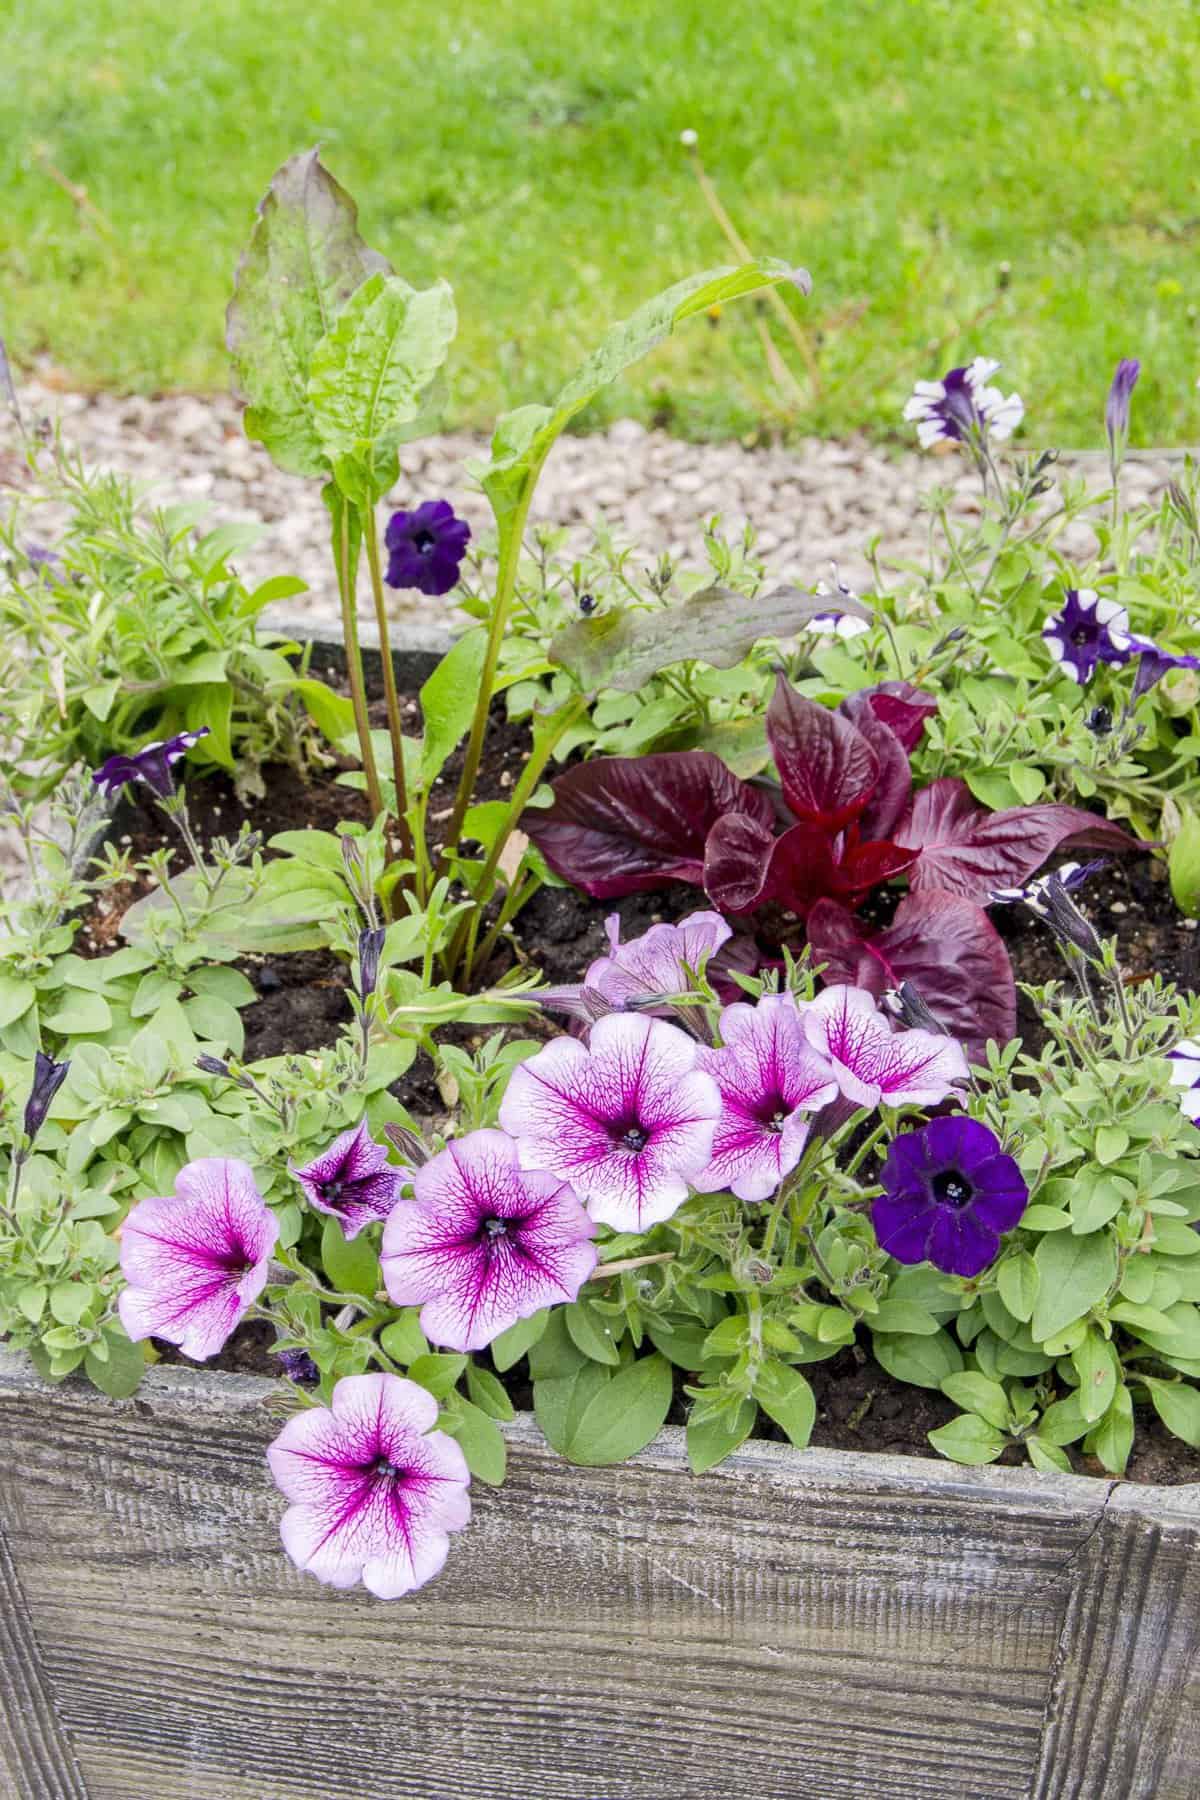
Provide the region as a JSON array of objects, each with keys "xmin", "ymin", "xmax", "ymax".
[
  {"xmin": 694, "ymin": 993, "xmax": 839, "ymax": 1202},
  {"xmin": 585, "ymin": 909, "xmax": 733, "ymax": 1008},
  {"xmin": 292, "ymin": 1119, "xmax": 409, "ymax": 1240},
  {"xmin": 803, "ymin": 985, "xmax": 969, "ymax": 1109},
  {"xmin": 267, "ymin": 1373, "xmax": 471, "ymax": 1598},
  {"xmin": 498, "ymin": 1012, "xmax": 722, "ymax": 1231},
  {"xmin": 380, "ymin": 1129, "xmax": 597, "ymax": 1351},
  {"xmin": 118, "ymin": 1157, "xmax": 279, "ymax": 1360}
]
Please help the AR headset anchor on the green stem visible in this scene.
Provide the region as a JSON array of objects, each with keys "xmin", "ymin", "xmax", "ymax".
[
  {"xmin": 438, "ymin": 491, "xmax": 538, "ymax": 874},
  {"xmin": 361, "ymin": 507, "xmax": 415, "ymax": 870},
  {"xmin": 335, "ymin": 502, "xmax": 384, "ymax": 819}
]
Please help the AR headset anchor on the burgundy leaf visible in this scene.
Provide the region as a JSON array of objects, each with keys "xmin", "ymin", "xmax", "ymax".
[
  {"xmin": 522, "ymin": 753, "xmax": 775, "ymax": 899},
  {"xmin": 766, "ymin": 673, "xmax": 879, "ymax": 832},
  {"xmin": 703, "ymin": 812, "xmax": 778, "ymax": 914},
  {"xmin": 864, "ymin": 681, "xmax": 938, "ymax": 753},
  {"xmin": 807, "ymin": 892, "xmax": 1017, "ymax": 1058},
  {"xmin": 838, "ymin": 836, "xmax": 920, "ymax": 898},
  {"xmin": 837, "ymin": 690, "xmax": 912, "ymax": 840},
  {"xmin": 898, "ymin": 778, "xmax": 1141, "ymax": 901}
]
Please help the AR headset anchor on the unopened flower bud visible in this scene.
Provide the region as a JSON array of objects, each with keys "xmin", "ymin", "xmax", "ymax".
[
  {"xmin": 23, "ymin": 1052, "xmax": 69, "ymax": 1144},
  {"xmin": 1042, "ymin": 876, "xmax": 1104, "ymax": 961},
  {"xmin": 884, "ymin": 982, "xmax": 946, "ymax": 1035},
  {"xmin": 1084, "ymin": 704, "xmax": 1113, "ymax": 737},
  {"xmin": 196, "ymin": 1054, "xmax": 232, "ymax": 1078},
  {"xmin": 357, "ymin": 926, "xmax": 386, "ymax": 1000},
  {"xmin": 382, "ymin": 1122, "xmax": 429, "ymax": 1167}
]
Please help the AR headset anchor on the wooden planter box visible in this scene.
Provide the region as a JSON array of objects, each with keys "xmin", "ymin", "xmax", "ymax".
[
  {"xmin": 1, "ymin": 1353, "xmax": 1197, "ymax": 1800},
  {"xmin": 2, "ymin": 627, "xmax": 1198, "ymax": 1797}
]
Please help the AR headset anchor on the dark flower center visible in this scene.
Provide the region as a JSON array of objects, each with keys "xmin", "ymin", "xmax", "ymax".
[
  {"xmin": 618, "ymin": 1124, "xmax": 649, "ymax": 1153},
  {"xmin": 753, "ymin": 1096, "xmax": 788, "ymax": 1134},
  {"xmin": 413, "ymin": 529, "xmax": 436, "ymax": 555},
  {"xmin": 483, "ymin": 1216, "xmax": 508, "ymax": 1239},
  {"xmin": 373, "ymin": 1457, "xmax": 406, "ymax": 1481},
  {"xmin": 1070, "ymin": 624, "xmax": 1097, "ymax": 647},
  {"xmin": 931, "ymin": 1169, "xmax": 974, "ymax": 1209}
]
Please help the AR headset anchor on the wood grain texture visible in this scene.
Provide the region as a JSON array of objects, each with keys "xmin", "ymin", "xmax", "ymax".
[
  {"xmin": 0, "ymin": 1354, "xmax": 1196, "ymax": 1800},
  {"xmin": 0, "ymin": 1509, "xmax": 91, "ymax": 1800}
]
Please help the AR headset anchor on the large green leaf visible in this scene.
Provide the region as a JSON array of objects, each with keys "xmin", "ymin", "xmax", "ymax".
[
  {"xmin": 419, "ymin": 627, "xmax": 488, "ymax": 786},
  {"xmin": 550, "ymin": 581, "xmax": 863, "ymax": 694},
  {"xmin": 1031, "ymin": 1230, "xmax": 1117, "ymax": 1343},
  {"xmin": 226, "ymin": 148, "xmax": 391, "ymax": 477},
  {"xmin": 308, "ymin": 272, "xmax": 456, "ymax": 464},
  {"xmin": 475, "ymin": 260, "xmax": 811, "ymax": 539}
]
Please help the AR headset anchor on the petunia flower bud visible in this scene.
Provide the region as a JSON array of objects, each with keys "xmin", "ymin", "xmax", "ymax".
[
  {"xmin": 1104, "ymin": 358, "xmax": 1140, "ymax": 461},
  {"xmin": 23, "ymin": 1052, "xmax": 70, "ymax": 1144},
  {"xmin": 357, "ymin": 926, "xmax": 387, "ymax": 1000}
]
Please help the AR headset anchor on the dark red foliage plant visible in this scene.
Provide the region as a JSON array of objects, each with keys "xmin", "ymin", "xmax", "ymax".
[{"xmin": 522, "ymin": 674, "xmax": 1140, "ymax": 1055}]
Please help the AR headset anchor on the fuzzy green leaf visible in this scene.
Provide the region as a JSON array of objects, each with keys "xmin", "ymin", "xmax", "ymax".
[
  {"xmin": 1031, "ymin": 1230, "xmax": 1116, "ymax": 1343},
  {"xmin": 308, "ymin": 272, "xmax": 455, "ymax": 465}
]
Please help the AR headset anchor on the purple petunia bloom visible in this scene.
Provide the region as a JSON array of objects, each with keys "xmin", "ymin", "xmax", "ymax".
[
  {"xmin": 1105, "ymin": 358, "xmax": 1140, "ymax": 454},
  {"xmin": 693, "ymin": 993, "xmax": 839, "ymax": 1202},
  {"xmin": 587, "ymin": 910, "xmax": 733, "ymax": 1008},
  {"xmin": 904, "ymin": 357, "xmax": 1023, "ymax": 450},
  {"xmin": 293, "ymin": 1119, "xmax": 409, "ymax": 1241},
  {"xmin": 1042, "ymin": 589, "xmax": 1134, "ymax": 685},
  {"xmin": 803, "ymin": 985, "xmax": 970, "ymax": 1110},
  {"xmin": 93, "ymin": 728, "xmax": 211, "ymax": 800},
  {"xmin": 810, "ymin": 563, "xmax": 870, "ymax": 639},
  {"xmin": 268, "ymin": 1372, "xmax": 471, "ymax": 1598},
  {"xmin": 1168, "ymin": 1040, "xmax": 1200, "ymax": 1094},
  {"xmin": 872, "ymin": 1115, "xmax": 1028, "ymax": 1278},
  {"xmin": 22, "ymin": 1051, "xmax": 70, "ymax": 1144},
  {"xmin": 118, "ymin": 1157, "xmax": 279, "ymax": 1360},
  {"xmin": 1129, "ymin": 642, "xmax": 1200, "ymax": 702},
  {"xmin": 277, "ymin": 1347, "xmax": 320, "ymax": 1385},
  {"xmin": 498, "ymin": 1013, "xmax": 722, "ymax": 1231},
  {"xmin": 384, "ymin": 500, "xmax": 471, "ymax": 597},
  {"xmin": 380, "ymin": 1129, "xmax": 597, "ymax": 1351}
]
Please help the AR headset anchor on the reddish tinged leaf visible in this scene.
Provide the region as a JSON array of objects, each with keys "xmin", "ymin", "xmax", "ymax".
[
  {"xmin": 898, "ymin": 778, "xmax": 1141, "ymax": 900},
  {"xmin": 863, "ymin": 681, "xmax": 938, "ymax": 753},
  {"xmin": 703, "ymin": 812, "xmax": 778, "ymax": 913},
  {"xmin": 767, "ymin": 674, "xmax": 879, "ymax": 831},
  {"xmin": 522, "ymin": 752, "xmax": 775, "ymax": 899},
  {"xmin": 836, "ymin": 691, "xmax": 911, "ymax": 841},
  {"xmin": 807, "ymin": 892, "xmax": 1017, "ymax": 1058}
]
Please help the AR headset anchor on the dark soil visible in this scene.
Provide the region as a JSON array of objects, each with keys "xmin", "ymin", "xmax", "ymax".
[{"xmin": 82, "ymin": 679, "xmax": 1200, "ymax": 1488}]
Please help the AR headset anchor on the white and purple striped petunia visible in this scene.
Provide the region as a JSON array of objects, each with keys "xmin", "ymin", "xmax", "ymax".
[
  {"xmin": 1168, "ymin": 1040, "xmax": 1200, "ymax": 1093},
  {"xmin": 803, "ymin": 985, "xmax": 970, "ymax": 1110},
  {"xmin": 381, "ymin": 1129, "xmax": 597, "ymax": 1351},
  {"xmin": 267, "ymin": 1373, "xmax": 471, "ymax": 1598},
  {"xmin": 292, "ymin": 1119, "xmax": 409, "ymax": 1240},
  {"xmin": 498, "ymin": 1013, "xmax": 722, "ymax": 1231},
  {"xmin": 1042, "ymin": 589, "xmax": 1134, "ymax": 685},
  {"xmin": 693, "ymin": 993, "xmax": 839, "ymax": 1202},
  {"xmin": 904, "ymin": 357, "xmax": 1023, "ymax": 450},
  {"xmin": 118, "ymin": 1157, "xmax": 278, "ymax": 1360}
]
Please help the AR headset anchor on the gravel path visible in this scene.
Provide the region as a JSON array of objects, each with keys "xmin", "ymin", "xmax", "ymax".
[{"xmin": 3, "ymin": 383, "xmax": 1184, "ymax": 645}]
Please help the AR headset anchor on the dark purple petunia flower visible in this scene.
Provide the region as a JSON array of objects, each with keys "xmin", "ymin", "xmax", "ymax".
[
  {"xmin": 118, "ymin": 1157, "xmax": 279, "ymax": 1360},
  {"xmin": 904, "ymin": 357, "xmax": 1023, "ymax": 449},
  {"xmin": 293, "ymin": 1119, "xmax": 408, "ymax": 1241},
  {"xmin": 384, "ymin": 500, "xmax": 471, "ymax": 596},
  {"xmin": 93, "ymin": 728, "xmax": 210, "ymax": 799},
  {"xmin": 277, "ymin": 1347, "xmax": 320, "ymax": 1385},
  {"xmin": 1105, "ymin": 358, "xmax": 1140, "ymax": 453},
  {"xmin": 873, "ymin": 1116, "xmax": 1028, "ymax": 1279},
  {"xmin": 1129, "ymin": 642, "xmax": 1200, "ymax": 702},
  {"xmin": 1042, "ymin": 589, "xmax": 1134, "ymax": 685},
  {"xmin": 268, "ymin": 1372, "xmax": 471, "ymax": 1597},
  {"xmin": 381, "ymin": 1129, "xmax": 597, "ymax": 1352},
  {"xmin": 23, "ymin": 1051, "xmax": 70, "ymax": 1144}
]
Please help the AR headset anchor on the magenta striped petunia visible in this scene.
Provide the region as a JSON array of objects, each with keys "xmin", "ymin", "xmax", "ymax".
[
  {"xmin": 292, "ymin": 1118, "xmax": 409, "ymax": 1240},
  {"xmin": 498, "ymin": 1013, "xmax": 721, "ymax": 1231},
  {"xmin": 117, "ymin": 1157, "xmax": 278, "ymax": 1360},
  {"xmin": 381, "ymin": 1130, "xmax": 597, "ymax": 1352},
  {"xmin": 268, "ymin": 1373, "xmax": 471, "ymax": 1598},
  {"xmin": 694, "ymin": 993, "xmax": 839, "ymax": 1202},
  {"xmin": 803, "ymin": 985, "xmax": 969, "ymax": 1110}
]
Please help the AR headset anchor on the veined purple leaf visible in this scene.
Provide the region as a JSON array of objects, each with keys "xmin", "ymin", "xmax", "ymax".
[
  {"xmin": 836, "ymin": 691, "xmax": 912, "ymax": 841},
  {"xmin": 807, "ymin": 892, "xmax": 1017, "ymax": 1057},
  {"xmin": 703, "ymin": 812, "xmax": 778, "ymax": 914},
  {"xmin": 861, "ymin": 681, "xmax": 938, "ymax": 753},
  {"xmin": 899, "ymin": 778, "xmax": 1141, "ymax": 900},
  {"xmin": 522, "ymin": 752, "xmax": 775, "ymax": 899},
  {"xmin": 767, "ymin": 674, "xmax": 879, "ymax": 832}
]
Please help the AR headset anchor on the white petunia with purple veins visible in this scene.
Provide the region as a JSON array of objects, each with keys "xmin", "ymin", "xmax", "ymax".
[
  {"xmin": 118, "ymin": 1157, "xmax": 279, "ymax": 1361},
  {"xmin": 803, "ymin": 985, "xmax": 970, "ymax": 1109},
  {"xmin": 292, "ymin": 1118, "xmax": 409, "ymax": 1240},
  {"xmin": 498, "ymin": 1012, "xmax": 722, "ymax": 1231},
  {"xmin": 585, "ymin": 910, "xmax": 732, "ymax": 1007},
  {"xmin": 268, "ymin": 1373, "xmax": 471, "ymax": 1598},
  {"xmin": 694, "ymin": 993, "xmax": 840, "ymax": 1202},
  {"xmin": 381, "ymin": 1129, "xmax": 597, "ymax": 1352}
]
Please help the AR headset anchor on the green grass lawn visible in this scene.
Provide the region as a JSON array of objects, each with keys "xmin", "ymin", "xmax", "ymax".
[{"xmin": 2, "ymin": 0, "xmax": 1198, "ymax": 445}]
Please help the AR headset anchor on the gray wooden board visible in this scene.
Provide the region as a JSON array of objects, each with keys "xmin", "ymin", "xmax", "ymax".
[{"xmin": 0, "ymin": 1355, "xmax": 1196, "ymax": 1800}]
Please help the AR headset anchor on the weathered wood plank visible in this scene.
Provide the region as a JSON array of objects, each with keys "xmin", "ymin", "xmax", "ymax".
[
  {"xmin": 0, "ymin": 1509, "xmax": 91, "ymax": 1800},
  {"xmin": 1033, "ymin": 1482, "xmax": 1200, "ymax": 1800},
  {"xmin": 0, "ymin": 1359, "xmax": 1115, "ymax": 1800}
]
